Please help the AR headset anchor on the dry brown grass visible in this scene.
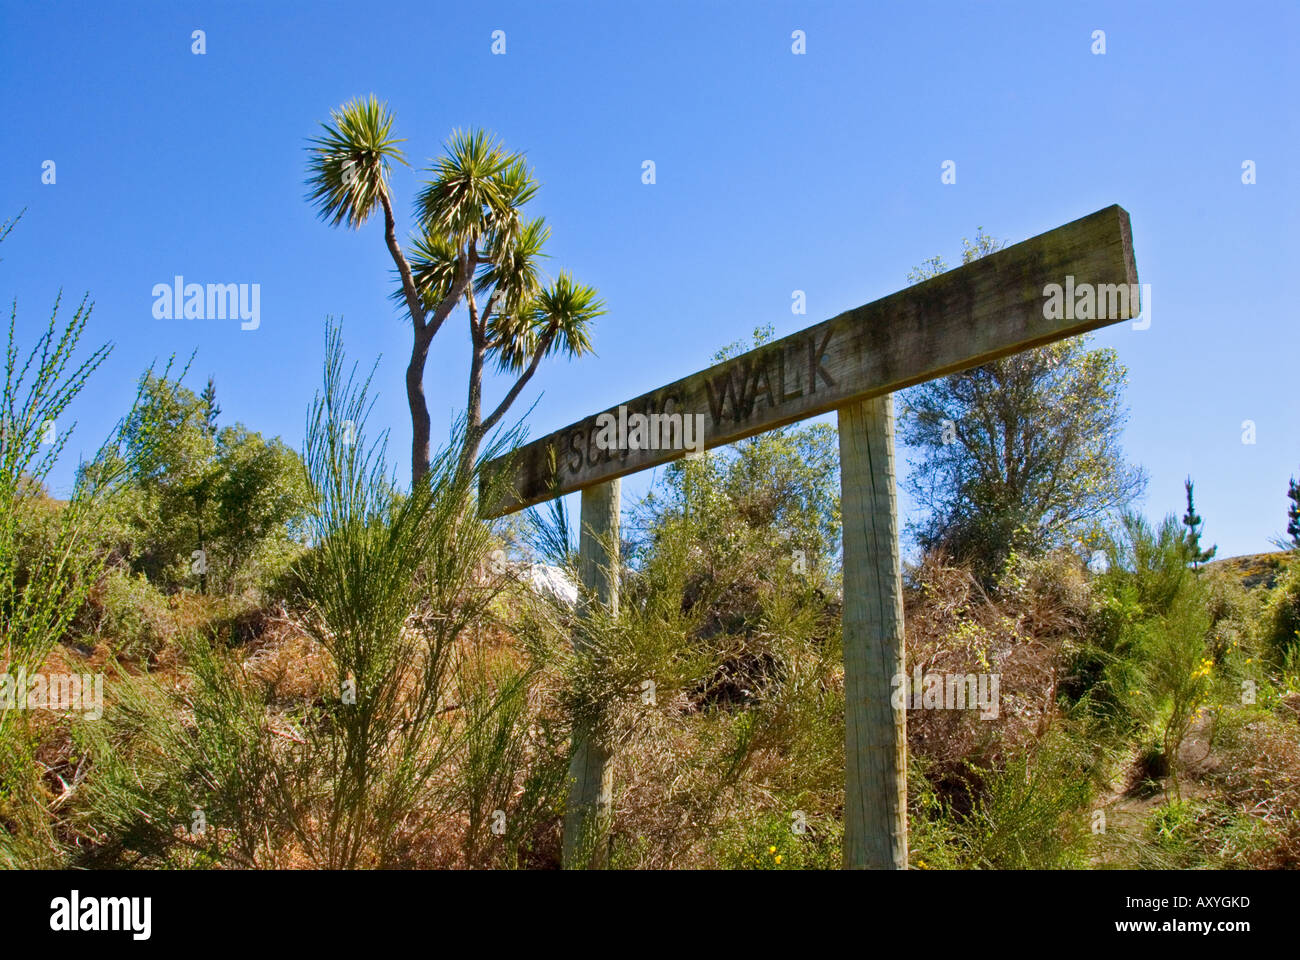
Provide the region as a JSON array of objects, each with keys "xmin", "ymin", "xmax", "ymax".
[
  {"xmin": 902, "ymin": 553, "xmax": 1084, "ymax": 800},
  {"xmin": 12, "ymin": 538, "xmax": 1295, "ymax": 871},
  {"xmin": 1205, "ymin": 707, "xmax": 1300, "ymax": 868}
]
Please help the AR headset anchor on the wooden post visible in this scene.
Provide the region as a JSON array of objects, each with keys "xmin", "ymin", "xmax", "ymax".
[
  {"xmin": 838, "ymin": 394, "xmax": 907, "ymax": 869},
  {"xmin": 562, "ymin": 478, "xmax": 620, "ymax": 869}
]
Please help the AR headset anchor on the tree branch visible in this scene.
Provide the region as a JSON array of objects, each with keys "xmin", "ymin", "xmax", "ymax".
[
  {"xmin": 378, "ymin": 189, "xmax": 427, "ymax": 336},
  {"xmin": 480, "ymin": 288, "xmax": 505, "ymax": 344},
  {"xmin": 425, "ymin": 241, "xmax": 477, "ymax": 345},
  {"xmin": 480, "ymin": 328, "xmax": 554, "ymax": 435},
  {"xmin": 467, "ymin": 287, "xmax": 484, "ymax": 343}
]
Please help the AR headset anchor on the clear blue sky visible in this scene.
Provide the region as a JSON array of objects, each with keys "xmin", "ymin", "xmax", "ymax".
[{"xmin": 2, "ymin": 1, "xmax": 1296, "ymax": 558}]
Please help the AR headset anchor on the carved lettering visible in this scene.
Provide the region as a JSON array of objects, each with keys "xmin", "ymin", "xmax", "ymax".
[
  {"xmin": 808, "ymin": 325, "xmax": 835, "ymax": 392},
  {"xmin": 779, "ymin": 343, "xmax": 803, "ymax": 403},
  {"xmin": 568, "ymin": 430, "xmax": 583, "ymax": 473},
  {"xmin": 751, "ymin": 355, "xmax": 776, "ymax": 411}
]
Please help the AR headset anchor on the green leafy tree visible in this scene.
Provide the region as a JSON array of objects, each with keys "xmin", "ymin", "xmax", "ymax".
[
  {"xmin": 209, "ymin": 423, "xmax": 311, "ymax": 585},
  {"xmin": 108, "ymin": 374, "xmax": 309, "ymax": 592},
  {"xmin": 1180, "ymin": 476, "xmax": 1216, "ymax": 569},
  {"xmin": 899, "ymin": 230, "xmax": 1146, "ymax": 582},
  {"xmin": 305, "ymin": 98, "xmax": 604, "ymax": 482}
]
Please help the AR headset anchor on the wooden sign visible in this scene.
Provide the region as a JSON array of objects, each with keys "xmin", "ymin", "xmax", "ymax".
[
  {"xmin": 481, "ymin": 204, "xmax": 1138, "ymax": 518},
  {"xmin": 502, "ymin": 205, "xmax": 1140, "ymax": 870}
]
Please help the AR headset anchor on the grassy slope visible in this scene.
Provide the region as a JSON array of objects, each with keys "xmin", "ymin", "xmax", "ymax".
[{"xmin": 1203, "ymin": 550, "xmax": 1291, "ymax": 591}]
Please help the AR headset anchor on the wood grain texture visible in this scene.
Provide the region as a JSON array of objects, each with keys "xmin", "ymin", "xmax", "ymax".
[
  {"xmin": 839, "ymin": 395, "xmax": 908, "ymax": 869},
  {"xmin": 561, "ymin": 478, "xmax": 620, "ymax": 869},
  {"xmin": 481, "ymin": 204, "xmax": 1138, "ymax": 517}
]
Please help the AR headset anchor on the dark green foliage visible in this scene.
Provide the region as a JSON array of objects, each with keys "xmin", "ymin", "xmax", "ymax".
[
  {"xmin": 1181, "ymin": 477, "xmax": 1216, "ymax": 569},
  {"xmin": 950, "ymin": 729, "xmax": 1097, "ymax": 869},
  {"xmin": 96, "ymin": 373, "xmax": 310, "ymax": 593},
  {"xmin": 1066, "ymin": 512, "xmax": 1195, "ymax": 737},
  {"xmin": 199, "ymin": 376, "xmax": 220, "ymax": 438},
  {"xmin": 1286, "ymin": 474, "xmax": 1299, "ymax": 548},
  {"xmin": 1261, "ymin": 554, "xmax": 1300, "ymax": 665}
]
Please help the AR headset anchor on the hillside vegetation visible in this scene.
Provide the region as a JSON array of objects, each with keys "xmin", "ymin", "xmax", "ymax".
[
  {"xmin": 4, "ymin": 375, "xmax": 1297, "ymax": 868},
  {"xmin": 3, "ymin": 212, "xmax": 1297, "ymax": 869}
]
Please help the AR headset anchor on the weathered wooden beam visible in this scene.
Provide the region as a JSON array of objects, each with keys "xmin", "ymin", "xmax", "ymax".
[
  {"xmin": 839, "ymin": 394, "xmax": 908, "ymax": 869},
  {"xmin": 561, "ymin": 478, "xmax": 620, "ymax": 869},
  {"xmin": 480, "ymin": 204, "xmax": 1137, "ymax": 517}
]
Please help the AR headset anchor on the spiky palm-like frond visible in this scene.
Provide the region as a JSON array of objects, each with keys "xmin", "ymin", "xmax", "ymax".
[
  {"xmin": 484, "ymin": 155, "xmax": 539, "ymax": 253},
  {"xmin": 395, "ymin": 226, "xmax": 460, "ymax": 312},
  {"xmin": 402, "ymin": 130, "xmax": 544, "ymax": 322},
  {"xmin": 535, "ymin": 271, "xmax": 602, "ymax": 360},
  {"xmin": 305, "ymin": 96, "xmax": 407, "ymax": 229},
  {"xmin": 478, "ymin": 216, "xmax": 549, "ymax": 319},
  {"xmin": 415, "ymin": 129, "xmax": 513, "ymax": 244},
  {"xmin": 485, "ymin": 300, "xmax": 539, "ymax": 374},
  {"xmin": 494, "ymin": 155, "xmax": 540, "ymax": 210},
  {"xmin": 490, "ymin": 271, "xmax": 603, "ymax": 373}
]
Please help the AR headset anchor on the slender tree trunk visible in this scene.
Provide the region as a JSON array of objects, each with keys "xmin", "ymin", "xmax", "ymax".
[
  {"xmin": 407, "ymin": 329, "xmax": 433, "ymax": 484},
  {"xmin": 459, "ymin": 328, "xmax": 553, "ymax": 485},
  {"xmin": 563, "ymin": 478, "xmax": 620, "ymax": 869},
  {"xmin": 457, "ymin": 340, "xmax": 487, "ymax": 481},
  {"xmin": 838, "ymin": 394, "xmax": 908, "ymax": 869}
]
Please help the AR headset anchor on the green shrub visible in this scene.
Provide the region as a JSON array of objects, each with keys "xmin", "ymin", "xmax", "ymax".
[
  {"xmin": 73, "ymin": 629, "xmax": 290, "ymax": 868},
  {"xmin": 456, "ymin": 645, "xmax": 569, "ymax": 868},
  {"xmin": 0, "ymin": 213, "xmax": 169, "ymax": 867},
  {"xmin": 948, "ymin": 728, "xmax": 1097, "ymax": 869},
  {"xmin": 1136, "ymin": 581, "xmax": 1214, "ymax": 799},
  {"xmin": 75, "ymin": 325, "xmax": 546, "ymax": 869},
  {"xmin": 1261, "ymin": 555, "xmax": 1300, "ymax": 666},
  {"xmin": 1119, "ymin": 797, "xmax": 1274, "ymax": 870},
  {"xmin": 905, "ymin": 727, "xmax": 1099, "ymax": 870},
  {"xmin": 1070, "ymin": 511, "xmax": 1205, "ymax": 739},
  {"xmin": 92, "ymin": 568, "xmax": 175, "ymax": 662},
  {"xmin": 94, "ymin": 373, "xmax": 310, "ymax": 595}
]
